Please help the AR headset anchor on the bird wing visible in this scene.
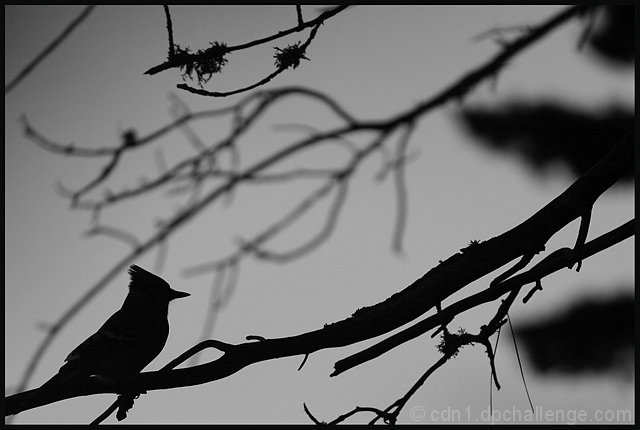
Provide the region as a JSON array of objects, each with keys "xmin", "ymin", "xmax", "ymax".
[{"xmin": 60, "ymin": 309, "xmax": 147, "ymax": 373}]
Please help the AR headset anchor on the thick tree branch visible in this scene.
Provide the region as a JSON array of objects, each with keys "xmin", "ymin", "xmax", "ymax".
[
  {"xmin": 6, "ymin": 131, "xmax": 632, "ymax": 416},
  {"xmin": 333, "ymin": 218, "xmax": 635, "ymax": 376},
  {"xmin": 8, "ymin": 6, "xmax": 612, "ymax": 419}
]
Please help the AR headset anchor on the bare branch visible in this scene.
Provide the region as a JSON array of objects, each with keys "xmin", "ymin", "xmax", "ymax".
[
  {"xmin": 522, "ymin": 279, "xmax": 543, "ymax": 304},
  {"xmin": 332, "ymin": 217, "xmax": 634, "ymax": 376},
  {"xmin": 391, "ymin": 122, "xmax": 415, "ymax": 254},
  {"xmin": 9, "ymin": 136, "xmax": 633, "ymax": 414},
  {"xmin": 6, "ymin": 210, "xmax": 633, "ymax": 416},
  {"xmin": 91, "ymin": 399, "xmax": 119, "ymax": 424},
  {"xmin": 352, "ymin": 295, "xmax": 513, "ymax": 426},
  {"xmin": 8, "ymin": 6, "xmax": 614, "ymax": 421},
  {"xmin": 571, "ymin": 206, "xmax": 592, "ymax": 271},
  {"xmin": 490, "ymin": 252, "xmax": 534, "ymax": 287},
  {"xmin": 68, "ymin": 149, "xmax": 125, "ymax": 206},
  {"xmin": 26, "ymin": 88, "xmax": 361, "ymax": 213},
  {"xmin": 390, "ymin": 5, "xmax": 593, "ymax": 123},
  {"xmin": 176, "ymin": 20, "xmax": 323, "ymax": 97},
  {"xmin": 472, "ymin": 24, "xmax": 532, "ymax": 44},
  {"xmin": 144, "ymin": 5, "xmax": 349, "ymax": 76},
  {"xmin": 168, "ymin": 94, "xmax": 208, "ymax": 153},
  {"xmin": 85, "ymin": 225, "xmax": 141, "ymax": 250},
  {"xmin": 177, "ymin": 68, "xmax": 283, "ymax": 98},
  {"xmin": 153, "ymin": 234, "xmax": 169, "ymax": 274},
  {"xmin": 370, "ymin": 355, "xmax": 450, "ymax": 424},
  {"xmin": 244, "ymin": 176, "xmax": 349, "ymax": 264},
  {"xmin": 188, "ymin": 267, "xmax": 230, "ymax": 366},
  {"xmin": 5, "ymin": 5, "xmax": 96, "ymax": 94},
  {"xmin": 296, "ymin": 6, "xmax": 304, "ymax": 26},
  {"xmin": 507, "ymin": 315, "xmax": 534, "ymax": 411},
  {"xmin": 162, "ymin": 5, "xmax": 175, "ymax": 58}
]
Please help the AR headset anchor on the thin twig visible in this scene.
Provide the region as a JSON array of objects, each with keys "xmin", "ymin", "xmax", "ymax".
[
  {"xmin": 188, "ymin": 268, "xmax": 227, "ymax": 366},
  {"xmin": 85, "ymin": 225, "xmax": 141, "ymax": 249},
  {"xmin": 176, "ymin": 20, "xmax": 323, "ymax": 97},
  {"xmin": 391, "ymin": 122, "xmax": 415, "ymax": 254},
  {"xmin": 91, "ymin": 400, "xmax": 119, "ymax": 424},
  {"xmin": 370, "ymin": 355, "xmax": 450, "ymax": 424},
  {"xmin": 342, "ymin": 297, "xmax": 512, "ymax": 425},
  {"xmin": 296, "ymin": 5, "xmax": 304, "ymax": 26},
  {"xmin": 507, "ymin": 314, "xmax": 534, "ymax": 411},
  {"xmin": 22, "ymin": 87, "xmax": 356, "ymax": 160},
  {"xmin": 163, "ymin": 5, "xmax": 175, "ymax": 57},
  {"xmin": 5, "ymin": 5, "xmax": 96, "ymax": 94},
  {"xmin": 245, "ymin": 177, "xmax": 349, "ymax": 264},
  {"xmin": 153, "ymin": 234, "xmax": 169, "ymax": 274},
  {"xmin": 489, "ymin": 325, "xmax": 502, "ymax": 417},
  {"xmin": 144, "ymin": 5, "xmax": 348, "ymax": 75},
  {"xmin": 10, "ymin": 6, "xmax": 603, "ymax": 416}
]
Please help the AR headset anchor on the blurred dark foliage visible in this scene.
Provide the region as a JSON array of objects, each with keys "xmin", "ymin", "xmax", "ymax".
[
  {"xmin": 456, "ymin": 5, "xmax": 633, "ymax": 183},
  {"xmin": 585, "ymin": 5, "xmax": 634, "ymax": 67},
  {"xmin": 515, "ymin": 293, "xmax": 634, "ymax": 376},
  {"xmin": 457, "ymin": 102, "xmax": 634, "ymax": 182}
]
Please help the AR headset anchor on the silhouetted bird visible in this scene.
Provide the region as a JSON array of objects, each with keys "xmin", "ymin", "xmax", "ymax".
[{"xmin": 28, "ymin": 265, "xmax": 189, "ymax": 405}]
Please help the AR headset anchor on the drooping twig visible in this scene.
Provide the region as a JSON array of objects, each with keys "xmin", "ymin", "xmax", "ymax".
[
  {"xmin": 144, "ymin": 5, "xmax": 348, "ymax": 76},
  {"xmin": 489, "ymin": 324, "xmax": 502, "ymax": 415},
  {"xmin": 153, "ymin": 233, "xmax": 169, "ymax": 274},
  {"xmin": 241, "ymin": 177, "xmax": 350, "ymax": 264},
  {"xmin": 390, "ymin": 122, "xmax": 415, "ymax": 254},
  {"xmin": 182, "ymin": 173, "xmax": 343, "ymax": 276},
  {"xmin": 85, "ymin": 225, "xmax": 141, "ymax": 250},
  {"xmin": 187, "ymin": 262, "xmax": 239, "ymax": 366},
  {"xmin": 176, "ymin": 20, "xmax": 323, "ymax": 97},
  {"xmin": 507, "ymin": 315, "xmax": 534, "ymax": 411}
]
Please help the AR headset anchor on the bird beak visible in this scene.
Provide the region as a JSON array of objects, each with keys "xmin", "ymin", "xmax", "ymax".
[{"xmin": 168, "ymin": 288, "xmax": 190, "ymax": 300}]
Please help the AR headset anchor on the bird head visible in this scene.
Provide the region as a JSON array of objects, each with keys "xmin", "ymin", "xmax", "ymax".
[{"xmin": 127, "ymin": 265, "xmax": 190, "ymax": 301}]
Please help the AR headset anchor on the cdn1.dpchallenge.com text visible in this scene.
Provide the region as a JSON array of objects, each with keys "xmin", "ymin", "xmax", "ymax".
[{"xmin": 409, "ymin": 405, "xmax": 633, "ymax": 424}]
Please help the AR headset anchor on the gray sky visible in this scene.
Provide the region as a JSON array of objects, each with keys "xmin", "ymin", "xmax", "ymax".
[{"xmin": 5, "ymin": 5, "xmax": 634, "ymax": 424}]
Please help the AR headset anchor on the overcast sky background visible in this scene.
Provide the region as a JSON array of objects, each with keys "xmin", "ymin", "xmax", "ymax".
[{"xmin": 5, "ymin": 5, "xmax": 634, "ymax": 424}]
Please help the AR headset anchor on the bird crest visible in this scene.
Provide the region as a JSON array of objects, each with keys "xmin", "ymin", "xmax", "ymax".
[{"xmin": 128, "ymin": 265, "xmax": 170, "ymax": 292}]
